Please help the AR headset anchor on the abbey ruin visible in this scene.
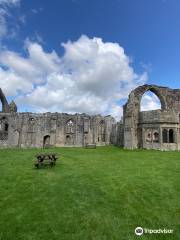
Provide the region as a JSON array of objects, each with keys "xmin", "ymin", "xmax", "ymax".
[{"xmin": 0, "ymin": 84, "xmax": 180, "ymax": 150}]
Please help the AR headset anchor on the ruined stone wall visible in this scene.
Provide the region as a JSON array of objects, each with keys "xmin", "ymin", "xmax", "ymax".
[
  {"xmin": 0, "ymin": 88, "xmax": 116, "ymax": 148},
  {"xmin": 0, "ymin": 112, "xmax": 115, "ymax": 148},
  {"xmin": 1, "ymin": 84, "xmax": 180, "ymax": 150},
  {"xmin": 123, "ymin": 84, "xmax": 180, "ymax": 150},
  {"xmin": 110, "ymin": 121, "xmax": 124, "ymax": 147}
]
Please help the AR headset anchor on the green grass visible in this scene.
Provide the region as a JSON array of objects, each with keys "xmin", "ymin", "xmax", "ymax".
[{"xmin": 0, "ymin": 146, "xmax": 179, "ymax": 240}]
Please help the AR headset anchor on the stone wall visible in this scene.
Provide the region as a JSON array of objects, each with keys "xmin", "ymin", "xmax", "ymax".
[
  {"xmin": 110, "ymin": 121, "xmax": 124, "ymax": 147},
  {"xmin": 0, "ymin": 88, "xmax": 117, "ymax": 148},
  {"xmin": 1, "ymin": 84, "xmax": 180, "ymax": 150},
  {"xmin": 0, "ymin": 112, "xmax": 115, "ymax": 148},
  {"xmin": 123, "ymin": 84, "xmax": 180, "ymax": 150}
]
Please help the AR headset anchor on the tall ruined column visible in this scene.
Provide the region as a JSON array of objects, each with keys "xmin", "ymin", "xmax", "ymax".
[{"xmin": 123, "ymin": 100, "xmax": 139, "ymax": 149}]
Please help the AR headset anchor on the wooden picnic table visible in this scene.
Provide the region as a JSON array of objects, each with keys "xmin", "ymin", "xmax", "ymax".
[
  {"xmin": 34, "ymin": 153, "xmax": 58, "ymax": 168},
  {"xmin": 84, "ymin": 143, "xmax": 96, "ymax": 149}
]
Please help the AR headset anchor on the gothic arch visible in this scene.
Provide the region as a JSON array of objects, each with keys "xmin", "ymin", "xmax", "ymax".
[
  {"xmin": 124, "ymin": 85, "xmax": 168, "ymax": 149},
  {"xmin": 0, "ymin": 88, "xmax": 10, "ymax": 113},
  {"xmin": 66, "ymin": 119, "xmax": 75, "ymax": 134},
  {"xmin": 140, "ymin": 88, "xmax": 166, "ymax": 110},
  {"xmin": 132, "ymin": 85, "xmax": 167, "ymax": 111},
  {"xmin": 43, "ymin": 135, "xmax": 50, "ymax": 147}
]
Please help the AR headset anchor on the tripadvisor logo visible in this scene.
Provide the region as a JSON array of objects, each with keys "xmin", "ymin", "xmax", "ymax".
[
  {"xmin": 135, "ymin": 226, "xmax": 173, "ymax": 236},
  {"xmin": 135, "ymin": 227, "xmax": 143, "ymax": 236}
]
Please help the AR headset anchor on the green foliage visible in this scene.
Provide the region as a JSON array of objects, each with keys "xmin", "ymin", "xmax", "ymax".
[{"xmin": 0, "ymin": 146, "xmax": 179, "ymax": 240}]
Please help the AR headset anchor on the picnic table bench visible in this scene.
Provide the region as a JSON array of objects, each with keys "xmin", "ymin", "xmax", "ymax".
[
  {"xmin": 34, "ymin": 153, "xmax": 58, "ymax": 168},
  {"xmin": 84, "ymin": 143, "xmax": 96, "ymax": 149}
]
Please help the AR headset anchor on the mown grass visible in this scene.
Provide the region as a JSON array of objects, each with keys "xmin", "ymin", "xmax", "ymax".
[{"xmin": 0, "ymin": 146, "xmax": 179, "ymax": 240}]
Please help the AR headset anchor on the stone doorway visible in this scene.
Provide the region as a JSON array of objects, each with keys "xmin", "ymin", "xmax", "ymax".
[
  {"xmin": 43, "ymin": 135, "xmax": 50, "ymax": 147},
  {"xmin": 65, "ymin": 134, "xmax": 74, "ymax": 145}
]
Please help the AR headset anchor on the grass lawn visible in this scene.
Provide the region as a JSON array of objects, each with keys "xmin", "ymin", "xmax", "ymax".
[{"xmin": 0, "ymin": 146, "xmax": 179, "ymax": 240}]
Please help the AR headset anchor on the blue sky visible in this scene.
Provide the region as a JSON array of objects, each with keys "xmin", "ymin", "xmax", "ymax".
[{"xmin": 0, "ymin": 0, "xmax": 179, "ymax": 118}]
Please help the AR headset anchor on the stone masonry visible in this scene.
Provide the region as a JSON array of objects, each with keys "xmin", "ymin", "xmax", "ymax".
[
  {"xmin": 0, "ymin": 88, "xmax": 115, "ymax": 148},
  {"xmin": 1, "ymin": 84, "xmax": 180, "ymax": 150},
  {"xmin": 121, "ymin": 84, "xmax": 180, "ymax": 150}
]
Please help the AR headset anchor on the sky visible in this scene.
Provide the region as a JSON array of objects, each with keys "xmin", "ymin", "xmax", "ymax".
[{"xmin": 0, "ymin": 0, "xmax": 180, "ymax": 119}]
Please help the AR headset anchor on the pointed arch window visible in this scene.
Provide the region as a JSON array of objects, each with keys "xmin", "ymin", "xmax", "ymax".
[
  {"xmin": 153, "ymin": 132, "xmax": 159, "ymax": 143},
  {"xmin": 169, "ymin": 129, "xmax": 174, "ymax": 143},
  {"xmin": 140, "ymin": 90, "xmax": 162, "ymax": 112},
  {"xmin": 163, "ymin": 129, "xmax": 168, "ymax": 143},
  {"xmin": 66, "ymin": 119, "xmax": 75, "ymax": 133}
]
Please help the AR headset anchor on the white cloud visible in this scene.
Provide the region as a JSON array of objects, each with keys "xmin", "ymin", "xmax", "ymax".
[
  {"xmin": 0, "ymin": 67, "xmax": 32, "ymax": 95},
  {"xmin": 0, "ymin": 35, "xmax": 148, "ymax": 119}
]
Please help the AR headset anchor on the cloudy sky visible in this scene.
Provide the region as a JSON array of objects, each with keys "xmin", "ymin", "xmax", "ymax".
[{"xmin": 0, "ymin": 0, "xmax": 179, "ymax": 119}]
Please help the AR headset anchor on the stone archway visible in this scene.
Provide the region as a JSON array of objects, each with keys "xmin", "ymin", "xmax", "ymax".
[
  {"xmin": 43, "ymin": 135, "xmax": 50, "ymax": 147},
  {"xmin": 129, "ymin": 85, "xmax": 167, "ymax": 112},
  {"xmin": 65, "ymin": 134, "xmax": 74, "ymax": 145},
  {"xmin": 123, "ymin": 84, "xmax": 168, "ymax": 149},
  {"xmin": 0, "ymin": 88, "xmax": 10, "ymax": 113},
  {"xmin": 139, "ymin": 87, "xmax": 166, "ymax": 110}
]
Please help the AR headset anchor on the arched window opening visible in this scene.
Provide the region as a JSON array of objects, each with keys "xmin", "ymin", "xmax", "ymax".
[
  {"xmin": 145, "ymin": 131, "xmax": 152, "ymax": 142},
  {"xmin": 169, "ymin": 129, "xmax": 174, "ymax": 143},
  {"xmin": 4, "ymin": 123, "xmax": 8, "ymax": 132},
  {"xmin": 43, "ymin": 135, "xmax": 50, "ymax": 147},
  {"xmin": 67, "ymin": 120, "xmax": 74, "ymax": 126},
  {"xmin": 140, "ymin": 91, "xmax": 162, "ymax": 112},
  {"xmin": 163, "ymin": 129, "xmax": 168, "ymax": 143},
  {"xmin": 66, "ymin": 119, "xmax": 75, "ymax": 134},
  {"xmin": 28, "ymin": 117, "xmax": 36, "ymax": 132},
  {"xmin": 66, "ymin": 135, "xmax": 70, "ymax": 143},
  {"xmin": 153, "ymin": 132, "xmax": 159, "ymax": 143},
  {"xmin": 66, "ymin": 134, "xmax": 74, "ymax": 145}
]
